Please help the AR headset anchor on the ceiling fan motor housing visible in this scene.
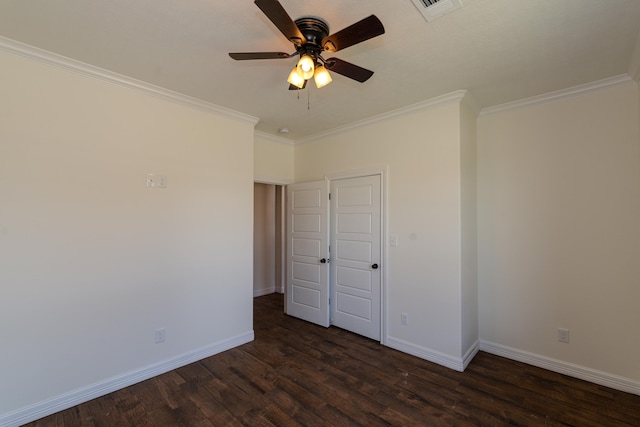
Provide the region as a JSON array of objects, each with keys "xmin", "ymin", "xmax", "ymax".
[{"xmin": 294, "ymin": 17, "xmax": 329, "ymax": 60}]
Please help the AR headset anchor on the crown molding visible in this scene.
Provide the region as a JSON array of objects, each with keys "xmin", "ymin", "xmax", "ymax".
[
  {"xmin": 254, "ymin": 130, "xmax": 295, "ymax": 146},
  {"xmin": 296, "ymin": 90, "xmax": 468, "ymax": 145},
  {"xmin": 0, "ymin": 36, "xmax": 259, "ymax": 126},
  {"xmin": 479, "ymin": 74, "xmax": 634, "ymax": 117}
]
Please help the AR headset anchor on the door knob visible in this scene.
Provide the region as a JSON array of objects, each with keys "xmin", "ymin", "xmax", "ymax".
[
  {"xmin": 320, "ymin": 258, "xmax": 327, "ymax": 264},
  {"xmin": 372, "ymin": 263, "xmax": 379, "ymax": 269}
]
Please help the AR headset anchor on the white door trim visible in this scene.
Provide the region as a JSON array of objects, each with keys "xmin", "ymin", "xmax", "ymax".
[
  {"xmin": 254, "ymin": 176, "xmax": 292, "ymax": 186},
  {"xmin": 325, "ymin": 167, "xmax": 388, "ymax": 345}
]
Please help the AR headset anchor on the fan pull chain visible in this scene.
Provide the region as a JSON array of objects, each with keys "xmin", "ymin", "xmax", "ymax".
[{"xmin": 307, "ymin": 88, "xmax": 310, "ymax": 110}]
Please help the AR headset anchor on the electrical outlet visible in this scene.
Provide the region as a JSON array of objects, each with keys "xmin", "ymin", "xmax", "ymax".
[
  {"xmin": 401, "ymin": 313, "xmax": 409, "ymax": 326},
  {"xmin": 155, "ymin": 328, "xmax": 166, "ymax": 344},
  {"xmin": 557, "ymin": 328, "xmax": 570, "ymax": 344},
  {"xmin": 146, "ymin": 174, "xmax": 156, "ymax": 188}
]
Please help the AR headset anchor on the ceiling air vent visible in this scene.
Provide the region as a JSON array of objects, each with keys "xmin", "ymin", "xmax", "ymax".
[{"xmin": 411, "ymin": 0, "xmax": 463, "ymax": 22}]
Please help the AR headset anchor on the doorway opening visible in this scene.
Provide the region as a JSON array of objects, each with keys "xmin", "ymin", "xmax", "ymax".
[{"xmin": 253, "ymin": 183, "xmax": 286, "ymax": 298}]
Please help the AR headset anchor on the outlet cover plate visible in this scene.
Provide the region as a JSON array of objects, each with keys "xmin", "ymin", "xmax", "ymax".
[{"xmin": 557, "ymin": 328, "xmax": 570, "ymax": 343}]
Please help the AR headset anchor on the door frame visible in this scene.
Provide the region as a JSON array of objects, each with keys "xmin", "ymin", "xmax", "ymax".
[{"xmin": 325, "ymin": 166, "xmax": 388, "ymax": 345}]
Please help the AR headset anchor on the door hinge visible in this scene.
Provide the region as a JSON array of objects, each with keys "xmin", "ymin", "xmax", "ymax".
[{"xmin": 329, "ymin": 193, "xmax": 331, "ymax": 200}]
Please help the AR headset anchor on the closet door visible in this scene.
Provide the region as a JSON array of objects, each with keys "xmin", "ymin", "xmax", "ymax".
[
  {"xmin": 330, "ymin": 175, "xmax": 381, "ymax": 340},
  {"xmin": 286, "ymin": 180, "xmax": 330, "ymax": 327}
]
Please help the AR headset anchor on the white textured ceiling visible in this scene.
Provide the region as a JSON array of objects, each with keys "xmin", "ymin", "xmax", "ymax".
[{"xmin": 1, "ymin": 0, "xmax": 640, "ymax": 140}]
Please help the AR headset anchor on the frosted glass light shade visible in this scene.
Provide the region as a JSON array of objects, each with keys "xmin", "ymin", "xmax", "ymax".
[
  {"xmin": 296, "ymin": 55, "xmax": 315, "ymax": 80},
  {"xmin": 287, "ymin": 68, "xmax": 305, "ymax": 88},
  {"xmin": 314, "ymin": 66, "xmax": 332, "ymax": 88}
]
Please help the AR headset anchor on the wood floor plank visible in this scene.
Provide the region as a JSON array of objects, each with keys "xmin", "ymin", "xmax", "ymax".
[{"xmin": 23, "ymin": 293, "xmax": 640, "ymax": 426}]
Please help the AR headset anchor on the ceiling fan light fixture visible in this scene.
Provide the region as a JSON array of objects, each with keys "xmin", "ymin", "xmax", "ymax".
[
  {"xmin": 296, "ymin": 54, "xmax": 315, "ymax": 80},
  {"xmin": 229, "ymin": 3, "xmax": 385, "ymax": 91},
  {"xmin": 314, "ymin": 65, "xmax": 332, "ymax": 88},
  {"xmin": 287, "ymin": 67, "xmax": 305, "ymax": 88}
]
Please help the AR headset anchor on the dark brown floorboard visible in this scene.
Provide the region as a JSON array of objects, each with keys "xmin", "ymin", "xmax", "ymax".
[{"xmin": 24, "ymin": 293, "xmax": 640, "ymax": 426}]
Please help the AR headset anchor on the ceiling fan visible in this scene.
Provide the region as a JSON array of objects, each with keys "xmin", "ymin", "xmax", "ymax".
[{"xmin": 229, "ymin": 0, "xmax": 385, "ymax": 90}]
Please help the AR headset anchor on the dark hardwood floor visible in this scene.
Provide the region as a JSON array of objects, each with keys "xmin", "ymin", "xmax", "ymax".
[{"xmin": 25, "ymin": 293, "xmax": 640, "ymax": 426}]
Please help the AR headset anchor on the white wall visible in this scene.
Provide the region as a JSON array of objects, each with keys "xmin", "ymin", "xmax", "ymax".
[
  {"xmin": 254, "ymin": 132, "xmax": 294, "ymax": 184},
  {"xmin": 294, "ymin": 97, "xmax": 477, "ymax": 369},
  {"xmin": 0, "ymin": 51, "xmax": 255, "ymax": 421},
  {"xmin": 477, "ymin": 80, "xmax": 640, "ymax": 384}
]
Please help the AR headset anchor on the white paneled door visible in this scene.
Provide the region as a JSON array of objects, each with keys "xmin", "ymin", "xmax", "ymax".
[
  {"xmin": 286, "ymin": 180, "xmax": 330, "ymax": 327},
  {"xmin": 330, "ymin": 175, "xmax": 381, "ymax": 340},
  {"xmin": 286, "ymin": 176, "xmax": 382, "ymax": 340}
]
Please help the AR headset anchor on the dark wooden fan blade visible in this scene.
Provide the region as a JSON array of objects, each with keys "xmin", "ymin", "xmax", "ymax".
[
  {"xmin": 324, "ymin": 58, "xmax": 374, "ymax": 83},
  {"xmin": 254, "ymin": 0, "xmax": 305, "ymax": 46},
  {"xmin": 229, "ymin": 52, "xmax": 293, "ymax": 60},
  {"xmin": 322, "ymin": 15, "xmax": 385, "ymax": 53}
]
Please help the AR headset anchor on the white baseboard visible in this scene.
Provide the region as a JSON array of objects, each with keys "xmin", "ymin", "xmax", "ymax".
[
  {"xmin": 462, "ymin": 340, "xmax": 480, "ymax": 370},
  {"xmin": 386, "ymin": 336, "xmax": 479, "ymax": 372},
  {"xmin": 479, "ymin": 340, "xmax": 640, "ymax": 396},
  {"xmin": 0, "ymin": 331, "xmax": 254, "ymax": 427},
  {"xmin": 253, "ymin": 287, "xmax": 276, "ymax": 297}
]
